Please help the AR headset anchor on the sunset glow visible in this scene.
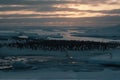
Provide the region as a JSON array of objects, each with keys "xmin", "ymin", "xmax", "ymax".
[{"xmin": 0, "ymin": 0, "xmax": 120, "ymax": 26}]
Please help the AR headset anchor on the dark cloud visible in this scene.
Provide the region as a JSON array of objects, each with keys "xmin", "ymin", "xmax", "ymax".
[
  {"xmin": 0, "ymin": 15, "xmax": 120, "ymax": 26},
  {"xmin": 0, "ymin": 0, "xmax": 119, "ymax": 13},
  {"xmin": 0, "ymin": 15, "xmax": 119, "ymax": 22},
  {"xmin": 74, "ymin": 9, "xmax": 120, "ymax": 14},
  {"xmin": 0, "ymin": 0, "xmax": 72, "ymax": 5},
  {"xmin": 0, "ymin": 5, "xmax": 52, "ymax": 11},
  {"xmin": 102, "ymin": 9, "xmax": 120, "ymax": 14},
  {"xmin": 0, "ymin": 0, "xmax": 113, "ymax": 5},
  {"xmin": 0, "ymin": 8, "xmax": 119, "ymax": 16},
  {"xmin": 0, "ymin": 14, "xmax": 73, "ymax": 18},
  {"xmin": 0, "ymin": 6, "xmax": 27, "ymax": 11}
]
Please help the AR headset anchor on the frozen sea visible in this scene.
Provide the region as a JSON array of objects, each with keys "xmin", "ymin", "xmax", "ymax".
[{"xmin": 0, "ymin": 26, "xmax": 120, "ymax": 80}]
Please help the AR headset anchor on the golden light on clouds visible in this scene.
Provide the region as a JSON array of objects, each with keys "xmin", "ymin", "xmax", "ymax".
[
  {"xmin": 0, "ymin": 0, "xmax": 120, "ymax": 26},
  {"xmin": 0, "ymin": 3, "xmax": 120, "ymax": 18},
  {"xmin": 0, "ymin": 10, "xmax": 119, "ymax": 19},
  {"xmin": 53, "ymin": 3, "xmax": 120, "ymax": 11}
]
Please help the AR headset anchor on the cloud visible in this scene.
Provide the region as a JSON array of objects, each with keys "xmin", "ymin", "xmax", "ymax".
[
  {"xmin": 0, "ymin": 0, "xmax": 119, "ymax": 5},
  {"xmin": 0, "ymin": 0, "xmax": 120, "ymax": 26},
  {"xmin": 0, "ymin": 0, "xmax": 72, "ymax": 5},
  {"xmin": 69, "ymin": 9, "xmax": 120, "ymax": 14}
]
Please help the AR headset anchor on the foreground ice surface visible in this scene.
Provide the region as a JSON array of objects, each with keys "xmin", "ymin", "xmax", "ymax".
[{"xmin": 0, "ymin": 49, "xmax": 120, "ymax": 80}]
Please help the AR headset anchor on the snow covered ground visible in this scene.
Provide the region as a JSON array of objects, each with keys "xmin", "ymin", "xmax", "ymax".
[{"xmin": 0, "ymin": 26, "xmax": 120, "ymax": 80}]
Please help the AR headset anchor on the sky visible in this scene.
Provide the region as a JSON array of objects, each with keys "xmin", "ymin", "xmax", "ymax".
[{"xmin": 0, "ymin": 0, "xmax": 120, "ymax": 27}]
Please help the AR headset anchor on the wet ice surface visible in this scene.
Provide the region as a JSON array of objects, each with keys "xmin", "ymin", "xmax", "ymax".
[
  {"xmin": 0, "ymin": 46, "xmax": 120, "ymax": 80},
  {"xmin": 0, "ymin": 48, "xmax": 120, "ymax": 71},
  {"xmin": 0, "ymin": 55, "xmax": 105, "ymax": 71},
  {"xmin": 0, "ymin": 55, "xmax": 120, "ymax": 80},
  {"xmin": 0, "ymin": 48, "xmax": 120, "ymax": 80}
]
